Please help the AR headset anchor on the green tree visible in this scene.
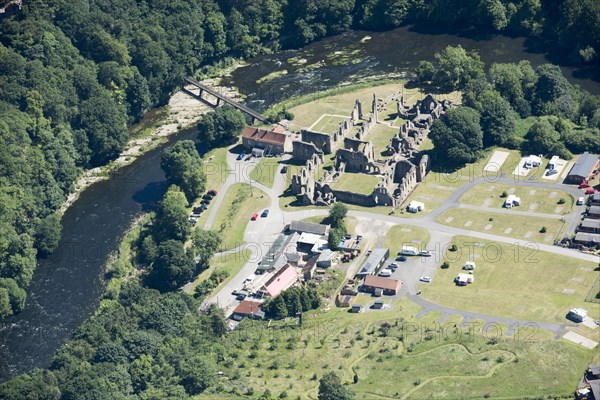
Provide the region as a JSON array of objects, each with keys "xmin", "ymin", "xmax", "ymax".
[
  {"xmin": 479, "ymin": 91, "xmax": 517, "ymax": 147},
  {"xmin": 147, "ymin": 240, "xmax": 195, "ymax": 292},
  {"xmin": 524, "ymin": 119, "xmax": 568, "ymax": 157},
  {"xmin": 154, "ymin": 186, "xmax": 190, "ymax": 242},
  {"xmin": 328, "ymin": 227, "xmax": 345, "ymax": 251},
  {"xmin": 432, "ymin": 45, "xmax": 485, "ymax": 91},
  {"xmin": 415, "ymin": 60, "xmax": 435, "ymax": 82},
  {"xmin": 34, "ymin": 213, "xmax": 62, "ymax": 257},
  {"xmin": 318, "ymin": 371, "xmax": 355, "ymax": 400},
  {"xmin": 197, "ymin": 105, "xmax": 245, "ymax": 148},
  {"xmin": 161, "ymin": 140, "xmax": 206, "ymax": 202},
  {"xmin": 328, "ymin": 203, "xmax": 348, "ymax": 228},
  {"xmin": 0, "ymin": 278, "xmax": 26, "ymax": 315},
  {"xmin": 429, "ymin": 107, "xmax": 483, "ymax": 167},
  {"xmin": 192, "ymin": 230, "xmax": 222, "ymax": 269}
]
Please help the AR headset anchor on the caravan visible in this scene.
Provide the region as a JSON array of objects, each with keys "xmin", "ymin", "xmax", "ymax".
[{"xmin": 399, "ymin": 245, "xmax": 419, "ymax": 256}]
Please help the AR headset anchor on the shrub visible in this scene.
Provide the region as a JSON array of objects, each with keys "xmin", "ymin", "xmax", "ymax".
[
  {"xmin": 500, "ymin": 191, "xmax": 508, "ymax": 198},
  {"xmin": 441, "ymin": 261, "xmax": 450, "ymax": 269},
  {"xmin": 449, "ymin": 244, "xmax": 458, "ymax": 252},
  {"xmin": 558, "ymin": 198, "xmax": 566, "ymax": 204},
  {"xmin": 540, "ymin": 226, "xmax": 547, "ymax": 233}
]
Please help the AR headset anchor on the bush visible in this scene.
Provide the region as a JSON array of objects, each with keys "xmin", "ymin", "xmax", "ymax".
[
  {"xmin": 558, "ymin": 197, "xmax": 566, "ymax": 204},
  {"xmin": 449, "ymin": 244, "xmax": 458, "ymax": 252},
  {"xmin": 540, "ymin": 226, "xmax": 547, "ymax": 233},
  {"xmin": 500, "ymin": 191, "xmax": 508, "ymax": 198},
  {"xmin": 441, "ymin": 261, "xmax": 450, "ymax": 269}
]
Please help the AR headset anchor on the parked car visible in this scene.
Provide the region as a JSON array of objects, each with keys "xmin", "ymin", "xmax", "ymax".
[
  {"xmin": 389, "ymin": 262, "xmax": 399, "ymax": 270},
  {"xmin": 193, "ymin": 206, "xmax": 203, "ymax": 213},
  {"xmin": 236, "ymin": 293, "xmax": 247, "ymax": 301},
  {"xmin": 251, "ymin": 213, "xmax": 259, "ymax": 220},
  {"xmin": 188, "ymin": 217, "xmax": 198, "ymax": 225},
  {"xmin": 396, "ymin": 255, "xmax": 407, "ymax": 262},
  {"xmin": 546, "ymin": 169, "xmax": 558, "ymax": 176},
  {"xmin": 579, "ymin": 182, "xmax": 590, "ymax": 189},
  {"xmin": 577, "ymin": 197, "xmax": 586, "ymax": 205},
  {"xmin": 200, "ymin": 203, "xmax": 209, "ymax": 211},
  {"xmin": 208, "ymin": 189, "xmax": 218, "ymax": 196},
  {"xmin": 420, "ymin": 250, "xmax": 432, "ymax": 257},
  {"xmin": 420, "ymin": 276, "xmax": 432, "ymax": 283},
  {"xmin": 236, "ymin": 152, "xmax": 245, "ymax": 160},
  {"xmin": 281, "ymin": 165, "xmax": 288, "ymax": 173},
  {"xmin": 585, "ymin": 188, "xmax": 596, "ymax": 195},
  {"xmin": 261, "ymin": 209, "xmax": 269, "ymax": 218}
]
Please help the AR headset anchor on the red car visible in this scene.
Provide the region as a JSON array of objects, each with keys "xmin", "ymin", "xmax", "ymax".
[
  {"xmin": 585, "ymin": 188, "xmax": 596, "ymax": 195},
  {"xmin": 251, "ymin": 213, "xmax": 258, "ymax": 221},
  {"xmin": 579, "ymin": 182, "xmax": 590, "ymax": 189},
  {"xmin": 208, "ymin": 189, "xmax": 218, "ymax": 196}
]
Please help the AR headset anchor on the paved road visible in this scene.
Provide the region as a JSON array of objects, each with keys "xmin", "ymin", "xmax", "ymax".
[{"xmin": 204, "ymin": 160, "xmax": 597, "ymax": 335}]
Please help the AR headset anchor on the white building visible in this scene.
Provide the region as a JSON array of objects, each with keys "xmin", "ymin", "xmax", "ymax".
[{"xmin": 504, "ymin": 194, "xmax": 521, "ymax": 208}]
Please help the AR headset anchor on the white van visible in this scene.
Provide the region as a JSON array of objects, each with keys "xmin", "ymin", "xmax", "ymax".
[
  {"xmin": 378, "ymin": 269, "xmax": 392, "ymax": 277},
  {"xmin": 399, "ymin": 245, "xmax": 419, "ymax": 256}
]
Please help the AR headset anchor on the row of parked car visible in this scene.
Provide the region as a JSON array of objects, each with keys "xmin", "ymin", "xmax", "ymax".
[{"xmin": 188, "ymin": 189, "xmax": 218, "ymax": 226}]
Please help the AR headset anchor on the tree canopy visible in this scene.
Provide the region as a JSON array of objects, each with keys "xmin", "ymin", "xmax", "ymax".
[
  {"xmin": 161, "ymin": 140, "xmax": 206, "ymax": 203},
  {"xmin": 429, "ymin": 107, "xmax": 484, "ymax": 167}
]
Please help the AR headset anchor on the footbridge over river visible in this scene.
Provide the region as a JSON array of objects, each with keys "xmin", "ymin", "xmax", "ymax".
[{"xmin": 184, "ymin": 77, "xmax": 268, "ymax": 123}]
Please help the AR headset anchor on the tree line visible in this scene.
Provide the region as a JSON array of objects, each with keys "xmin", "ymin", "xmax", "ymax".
[{"xmin": 420, "ymin": 46, "xmax": 600, "ymax": 167}]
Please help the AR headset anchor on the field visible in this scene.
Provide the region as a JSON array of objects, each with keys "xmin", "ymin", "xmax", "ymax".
[
  {"xmin": 199, "ymin": 296, "xmax": 595, "ymax": 399},
  {"xmin": 249, "ymin": 157, "xmax": 280, "ymax": 189},
  {"xmin": 459, "ymin": 182, "xmax": 574, "ymax": 214},
  {"xmin": 310, "ymin": 115, "xmax": 348, "ymax": 134},
  {"xmin": 437, "ymin": 208, "xmax": 565, "ymax": 243},
  {"xmin": 366, "ymin": 123, "xmax": 399, "ymax": 158},
  {"xmin": 212, "ymin": 183, "xmax": 271, "ymax": 249},
  {"xmin": 288, "ymin": 82, "xmax": 408, "ymax": 128},
  {"xmin": 419, "ymin": 235, "xmax": 600, "ymax": 323},
  {"xmin": 384, "ymin": 225, "xmax": 430, "ymax": 256},
  {"xmin": 332, "ymin": 172, "xmax": 380, "ymax": 195}
]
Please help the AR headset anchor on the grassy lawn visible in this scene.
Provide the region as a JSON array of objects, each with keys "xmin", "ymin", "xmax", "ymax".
[
  {"xmin": 437, "ymin": 208, "xmax": 565, "ymax": 244},
  {"xmin": 384, "ymin": 225, "xmax": 430, "ymax": 256},
  {"xmin": 249, "ymin": 157, "xmax": 280, "ymax": 189},
  {"xmin": 366, "ymin": 123, "xmax": 398, "ymax": 158},
  {"xmin": 288, "ymin": 82, "xmax": 408, "ymax": 129},
  {"xmin": 311, "ymin": 115, "xmax": 348, "ymax": 134},
  {"xmin": 212, "ymin": 183, "xmax": 271, "ymax": 250},
  {"xmin": 332, "ymin": 172, "xmax": 380, "ymax": 195},
  {"xmin": 185, "ymin": 249, "xmax": 251, "ymax": 293},
  {"xmin": 191, "ymin": 146, "xmax": 230, "ymax": 228},
  {"xmin": 459, "ymin": 182, "xmax": 574, "ymax": 215},
  {"xmin": 203, "ymin": 295, "xmax": 595, "ymax": 399},
  {"xmin": 419, "ymin": 235, "xmax": 600, "ymax": 323}
]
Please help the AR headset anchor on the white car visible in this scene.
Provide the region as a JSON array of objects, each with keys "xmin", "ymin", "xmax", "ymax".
[
  {"xmin": 577, "ymin": 197, "xmax": 585, "ymax": 206},
  {"xmin": 420, "ymin": 250, "xmax": 432, "ymax": 257},
  {"xmin": 420, "ymin": 276, "xmax": 432, "ymax": 283}
]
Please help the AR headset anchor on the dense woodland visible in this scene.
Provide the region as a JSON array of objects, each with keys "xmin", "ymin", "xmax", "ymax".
[
  {"xmin": 417, "ymin": 46, "xmax": 600, "ymax": 167},
  {"xmin": 0, "ymin": 0, "xmax": 599, "ymax": 397}
]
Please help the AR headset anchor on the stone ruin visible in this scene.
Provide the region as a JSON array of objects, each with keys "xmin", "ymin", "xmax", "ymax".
[{"xmin": 289, "ymin": 91, "xmax": 453, "ymax": 208}]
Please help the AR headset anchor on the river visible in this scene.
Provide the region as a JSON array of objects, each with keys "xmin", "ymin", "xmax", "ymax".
[{"xmin": 0, "ymin": 25, "xmax": 598, "ymax": 382}]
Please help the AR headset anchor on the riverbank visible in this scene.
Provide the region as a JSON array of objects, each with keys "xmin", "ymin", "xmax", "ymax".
[{"xmin": 59, "ymin": 77, "xmax": 243, "ymax": 215}]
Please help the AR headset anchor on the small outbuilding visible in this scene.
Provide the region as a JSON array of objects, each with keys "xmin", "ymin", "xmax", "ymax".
[
  {"xmin": 362, "ymin": 275, "xmax": 401, "ymax": 295},
  {"xmin": 566, "ymin": 152, "xmax": 599, "ymax": 184},
  {"xmin": 232, "ymin": 300, "xmax": 264, "ymax": 321}
]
